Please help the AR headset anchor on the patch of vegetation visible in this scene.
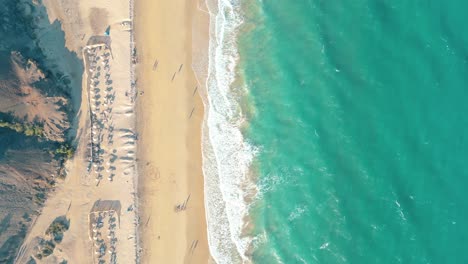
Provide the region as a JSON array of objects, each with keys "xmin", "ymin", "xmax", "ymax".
[
  {"xmin": 34, "ymin": 239, "xmax": 55, "ymax": 259},
  {"xmin": 53, "ymin": 144, "xmax": 76, "ymax": 179},
  {"xmin": 45, "ymin": 217, "xmax": 70, "ymax": 243},
  {"xmin": 54, "ymin": 144, "xmax": 75, "ymax": 159},
  {"xmin": 33, "ymin": 192, "xmax": 46, "ymax": 206},
  {"xmin": 22, "ymin": 213, "xmax": 32, "ymax": 222},
  {"xmin": 0, "ymin": 120, "xmax": 44, "ymax": 137},
  {"xmin": 34, "ymin": 217, "xmax": 70, "ymax": 260}
]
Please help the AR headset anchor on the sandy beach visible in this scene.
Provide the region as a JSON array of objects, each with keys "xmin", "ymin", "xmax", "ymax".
[
  {"xmin": 9, "ymin": 0, "xmax": 211, "ymax": 262},
  {"xmin": 135, "ymin": 0, "xmax": 211, "ymax": 263},
  {"xmin": 15, "ymin": 0, "xmax": 139, "ymax": 263}
]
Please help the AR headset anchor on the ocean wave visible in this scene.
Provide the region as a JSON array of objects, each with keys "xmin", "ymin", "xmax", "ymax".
[{"xmin": 202, "ymin": 0, "xmax": 257, "ymax": 263}]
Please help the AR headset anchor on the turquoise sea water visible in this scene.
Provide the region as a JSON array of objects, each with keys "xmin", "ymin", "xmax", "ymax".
[{"xmin": 237, "ymin": 1, "xmax": 468, "ymax": 263}]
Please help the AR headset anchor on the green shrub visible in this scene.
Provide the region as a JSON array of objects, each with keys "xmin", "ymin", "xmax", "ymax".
[
  {"xmin": 0, "ymin": 120, "xmax": 44, "ymax": 137},
  {"xmin": 55, "ymin": 144, "xmax": 75, "ymax": 159},
  {"xmin": 45, "ymin": 217, "xmax": 70, "ymax": 243}
]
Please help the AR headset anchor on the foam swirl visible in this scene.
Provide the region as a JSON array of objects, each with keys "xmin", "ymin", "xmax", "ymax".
[{"xmin": 202, "ymin": 0, "xmax": 256, "ymax": 263}]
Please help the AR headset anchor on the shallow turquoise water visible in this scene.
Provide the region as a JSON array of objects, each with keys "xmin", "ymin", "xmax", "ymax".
[{"xmin": 238, "ymin": 1, "xmax": 468, "ymax": 263}]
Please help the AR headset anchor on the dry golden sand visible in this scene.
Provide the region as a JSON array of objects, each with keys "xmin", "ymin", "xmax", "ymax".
[{"xmin": 135, "ymin": 0, "xmax": 212, "ymax": 263}]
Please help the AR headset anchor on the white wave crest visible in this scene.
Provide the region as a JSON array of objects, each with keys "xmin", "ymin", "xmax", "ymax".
[{"xmin": 202, "ymin": 0, "xmax": 257, "ymax": 263}]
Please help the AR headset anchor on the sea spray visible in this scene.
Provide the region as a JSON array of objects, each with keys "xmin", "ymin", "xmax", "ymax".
[{"xmin": 202, "ymin": 0, "xmax": 256, "ymax": 263}]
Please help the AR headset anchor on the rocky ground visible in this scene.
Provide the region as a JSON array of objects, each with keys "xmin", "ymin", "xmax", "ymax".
[{"xmin": 0, "ymin": 0, "xmax": 82, "ymax": 262}]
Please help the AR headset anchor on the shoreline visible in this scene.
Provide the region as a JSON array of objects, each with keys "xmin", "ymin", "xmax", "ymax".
[
  {"xmin": 201, "ymin": 0, "xmax": 256, "ymax": 263},
  {"xmin": 135, "ymin": 0, "xmax": 211, "ymax": 263}
]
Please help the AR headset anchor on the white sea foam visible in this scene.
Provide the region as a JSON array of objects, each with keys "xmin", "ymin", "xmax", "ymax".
[
  {"xmin": 288, "ymin": 204, "xmax": 308, "ymax": 222},
  {"xmin": 202, "ymin": 0, "xmax": 257, "ymax": 263}
]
